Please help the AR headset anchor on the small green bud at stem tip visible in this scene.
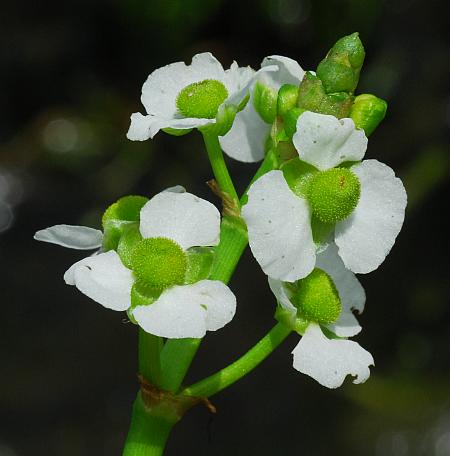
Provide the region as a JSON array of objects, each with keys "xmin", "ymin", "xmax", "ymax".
[
  {"xmin": 253, "ymin": 81, "xmax": 278, "ymax": 124},
  {"xmin": 277, "ymin": 84, "xmax": 299, "ymax": 117},
  {"xmin": 350, "ymin": 94, "xmax": 387, "ymax": 136},
  {"xmin": 316, "ymin": 32, "xmax": 365, "ymax": 94}
]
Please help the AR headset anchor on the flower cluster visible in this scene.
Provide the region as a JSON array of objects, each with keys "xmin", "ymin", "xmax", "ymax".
[{"xmin": 35, "ymin": 33, "xmax": 407, "ymax": 390}]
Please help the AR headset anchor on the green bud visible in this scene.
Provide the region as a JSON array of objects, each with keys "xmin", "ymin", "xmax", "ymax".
[
  {"xmin": 102, "ymin": 195, "xmax": 148, "ymax": 251},
  {"xmin": 297, "ymin": 73, "xmax": 353, "ymax": 119},
  {"xmin": 277, "ymin": 84, "xmax": 299, "ymax": 117},
  {"xmin": 307, "ymin": 168, "xmax": 361, "ymax": 223},
  {"xmin": 117, "ymin": 224, "xmax": 143, "ymax": 269},
  {"xmin": 281, "ymin": 157, "xmax": 317, "ymax": 198},
  {"xmin": 282, "ymin": 107, "xmax": 306, "ymax": 139},
  {"xmin": 184, "ymin": 247, "xmax": 214, "ymax": 284},
  {"xmin": 316, "ymin": 32, "xmax": 365, "ymax": 94},
  {"xmin": 292, "ymin": 268, "xmax": 341, "ymax": 325},
  {"xmin": 350, "ymin": 93, "xmax": 387, "ymax": 136},
  {"xmin": 131, "ymin": 237, "xmax": 187, "ymax": 290},
  {"xmin": 176, "ymin": 79, "xmax": 228, "ymax": 119},
  {"xmin": 253, "ymin": 81, "xmax": 278, "ymax": 124}
]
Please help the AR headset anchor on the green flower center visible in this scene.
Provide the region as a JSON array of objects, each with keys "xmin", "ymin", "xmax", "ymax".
[
  {"xmin": 307, "ymin": 167, "xmax": 360, "ymax": 223},
  {"xmin": 130, "ymin": 237, "xmax": 187, "ymax": 290},
  {"xmin": 292, "ymin": 268, "xmax": 341, "ymax": 325},
  {"xmin": 176, "ymin": 79, "xmax": 228, "ymax": 119}
]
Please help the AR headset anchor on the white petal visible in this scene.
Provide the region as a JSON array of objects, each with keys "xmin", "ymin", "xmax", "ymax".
[
  {"xmin": 219, "ymin": 95, "xmax": 269, "ymax": 162},
  {"xmin": 335, "ymin": 160, "xmax": 407, "ymax": 273},
  {"xmin": 292, "ymin": 323, "xmax": 374, "ymax": 388},
  {"xmin": 293, "ymin": 112, "xmax": 368, "ymax": 170},
  {"xmin": 139, "ymin": 191, "xmax": 220, "ymax": 250},
  {"xmin": 34, "ymin": 224, "xmax": 103, "ymax": 250},
  {"xmin": 126, "ymin": 112, "xmax": 213, "ymax": 141},
  {"xmin": 260, "ymin": 55, "xmax": 305, "ymax": 90},
  {"xmin": 242, "ymin": 170, "xmax": 316, "ymax": 281},
  {"xmin": 268, "ymin": 277, "xmax": 296, "ymax": 314},
  {"xmin": 133, "ymin": 280, "xmax": 236, "ymax": 338},
  {"xmin": 163, "ymin": 185, "xmax": 185, "ymax": 193},
  {"xmin": 64, "ymin": 251, "xmax": 133, "ymax": 311},
  {"xmin": 316, "ymin": 243, "xmax": 365, "ymax": 337}
]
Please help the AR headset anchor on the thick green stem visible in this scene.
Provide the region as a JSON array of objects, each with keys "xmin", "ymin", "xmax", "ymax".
[
  {"xmin": 139, "ymin": 330, "xmax": 162, "ymax": 386},
  {"xmin": 180, "ymin": 322, "xmax": 291, "ymax": 398},
  {"xmin": 202, "ymin": 131, "xmax": 240, "ymax": 207},
  {"xmin": 123, "ymin": 394, "xmax": 178, "ymax": 456}
]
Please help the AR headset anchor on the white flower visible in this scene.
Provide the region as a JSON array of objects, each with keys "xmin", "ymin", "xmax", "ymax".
[
  {"xmin": 127, "ymin": 52, "xmax": 276, "ymax": 142},
  {"xmin": 219, "ymin": 55, "xmax": 305, "ymax": 162},
  {"xmin": 269, "ymin": 243, "xmax": 374, "ymax": 388},
  {"xmin": 35, "ymin": 188, "xmax": 236, "ymax": 339},
  {"xmin": 242, "ymin": 111, "xmax": 407, "ymax": 281}
]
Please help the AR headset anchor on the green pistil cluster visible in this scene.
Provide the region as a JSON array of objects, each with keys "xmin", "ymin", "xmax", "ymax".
[
  {"xmin": 176, "ymin": 79, "xmax": 228, "ymax": 119},
  {"xmin": 307, "ymin": 168, "xmax": 361, "ymax": 223},
  {"xmin": 292, "ymin": 268, "xmax": 341, "ymax": 325},
  {"xmin": 131, "ymin": 237, "xmax": 187, "ymax": 290}
]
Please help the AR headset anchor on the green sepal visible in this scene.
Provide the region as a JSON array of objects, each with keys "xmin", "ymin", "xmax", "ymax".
[
  {"xmin": 297, "ymin": 73, "xmax": 353, "ymax": 118},
  {"xmin": 127, "ymin": 281, "xmax": 163, "ymax": 324},
  {"xmin": 277, "ymin": 84, "xmax": 299, "ymax": 117},
  {"xmin": 184, "ymin": 247, "xmax": 215, "ymax": 284},
  {"xmin": 200, "ymin": 104, "xmax": 237, "ymax": 137},
  {"xmin": 316, "ymin": 32, "xmax": 365, "ymax": 94},
  {"xmin": 117, "ymin": 223, "xmax": 143, "ymax": 269},
  {"xmin": 311, "ymin": 217, "xmax": 334, "ymax": 247},
  {"xmin": 275, "ymin": 141, "xmax": 297, "ymax": 163},
  {"xmin": 350, "ymin": 93, "xmax": 387, "ymax": 136},
  {"xmin": 253, "ymin": 81, "xmax": 278, "ymax": 124},
  {"xmin": 283, "ymin": 107, "xmax": 306, "ymax": 139},
  {"xmin": 274, "ymin": 305, "xmax": 309, "ymax": 335},
  {"xmin": 102, "ymin": 195, "xmax": 148, "ymax": 251},
  {"xmin": 162, "ymin": 127, "xmax": 193, "ymax": 137},
  {"xmin": 281, "ymin": 157, "xmax": 318, "ymax": 198}
]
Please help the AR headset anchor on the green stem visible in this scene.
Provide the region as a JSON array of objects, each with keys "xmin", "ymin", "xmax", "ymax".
[
  {"xmin": 139, "ymin": 330, "xmax": 162, "ymax": 386},
  {"xmin": 157, "ymin": 149, "xmax": 278, "ymax": 394},
  {"xmin": 180, "ymin": 322, "xmax": 291, "ymax": 398},
  {"xmin": 202, "ymin": 131, "xmax": 240, "ymax": 207},
  {"xmin": 122, "ymin": 394, "xmax": 178, "ymax": 456}
]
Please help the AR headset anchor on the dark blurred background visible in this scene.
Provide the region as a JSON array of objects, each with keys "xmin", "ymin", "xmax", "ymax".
[{"xmin": 1, "ymin": 0, "xmax": 449, "ymax": 454}]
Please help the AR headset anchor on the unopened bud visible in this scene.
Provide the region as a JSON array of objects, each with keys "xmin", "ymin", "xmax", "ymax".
[
  {"xmin": 253, "ymin": 81, "xmax": 278, "ymax": 124},
  {"xmin": 350, "ymin": 93, "xmax": 387, "ymax": 136},
  {"xmin": 277, "ymin": 84, "xmax": 299, "ymax": 117}
]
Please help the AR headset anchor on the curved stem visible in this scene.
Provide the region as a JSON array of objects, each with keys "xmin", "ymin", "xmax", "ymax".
[{"xmin": 180, "ymin": 322, "xmax": 292, "ymax": 398}]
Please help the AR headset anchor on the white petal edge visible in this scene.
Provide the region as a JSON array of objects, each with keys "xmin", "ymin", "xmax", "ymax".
[
  {"xmin": 268, "ymin": 277, "xmax": 297, "ymax": 314},
  {"xmin": 293, "ymin": 112, "xmax": 368, "ymax": 170},
  {"xmin": 260, "ymin": 55, "xmax": 305, "ymax": 90},
  {"xmin": 126, "ymin": 112, "xmax": 213, "ymax": 141},
  {"xmin": 242, "ymin": 170, "xmax": 316, "ymax": 281},
  {"xmin": 133, "ymin": 280, "xmax": 236, "ymax": 338},
  {"xmin": 139, "ymin": 191, "xmax": 220, "ymax": 250},
  {"xmin": 335, "ymin": 160, "xmax": 407, "ymax": 273},
  {"xmin": 219, "ymin": 94, "xmax": 269, "ymax": 162},
  {"xmin": 292, "ymin": 323, "xmax": 374, "ymax": 388},
  {"xmin": 34, "ymin": 225, "xmax": 103, "ymax": 250},
  {"xmin": 64, "ymin": 251, "xmax": 133, "ymax": 311},
  {"xmin": 316, "ymin": 243, "xmax": 365, "ymax": 337}
]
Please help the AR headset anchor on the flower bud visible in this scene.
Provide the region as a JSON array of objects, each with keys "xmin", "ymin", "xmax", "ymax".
[
  {"xmin": 316, "ymin": 32, "xmax": 365, "ymax": 94},
  {"xmin": 253, "ymin": 81, "xmax": 278, "ymax": 124},
  {"xmin": 277, "ymin": 84, "xmax": 299, "ymax": 117},
  {"xmin": 283, "ymin": 107, "xmax": 306, "ymax": 139},
  {"xmin": 350, "ymin": 93, "xmax": 387, "ymax": 136},
  {"xmin": 297, "ymin": 73, "xmax": 353, "ymax": 118},
  {"xmin": 292, "ymin": 268, "xmax": 341, "ymax": 325}
]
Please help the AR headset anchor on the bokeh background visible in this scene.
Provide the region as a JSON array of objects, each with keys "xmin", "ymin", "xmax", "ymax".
[{"xmin": 1, "ymin": 0, "xmax": 449, "ymax": 454}]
